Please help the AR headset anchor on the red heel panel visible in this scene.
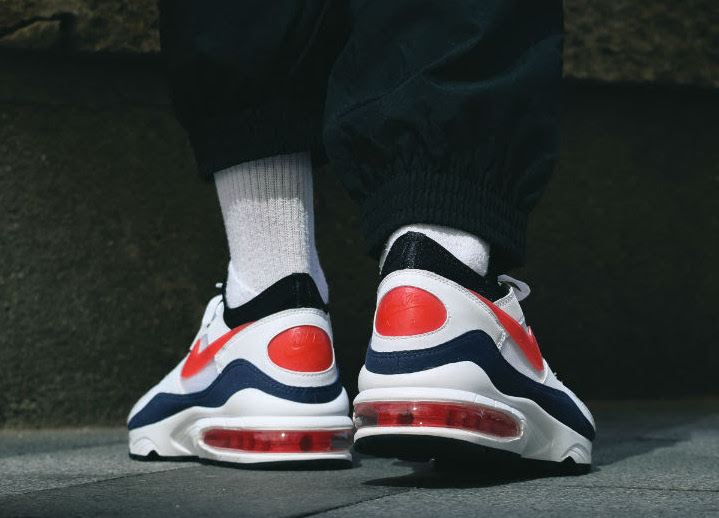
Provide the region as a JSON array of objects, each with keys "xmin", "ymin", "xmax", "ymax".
[
  {"xmin": 375, "ymin": 286, "xmax": 447, "ymax": 336},
  {"xmin": 268, "ymin": 326, "xmax": 334, "ymax": 372}
]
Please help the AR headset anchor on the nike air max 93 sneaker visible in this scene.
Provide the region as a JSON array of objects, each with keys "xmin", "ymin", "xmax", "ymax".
[
  {"xmin": 128, "ymin": 274, "xmax": 352, "ymax": 466},
  {"xmin": 353, "ymin": 232, "xmax": 595, "ymax": 471}
]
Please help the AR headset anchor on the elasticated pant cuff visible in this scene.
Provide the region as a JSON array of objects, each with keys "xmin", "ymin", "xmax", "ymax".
[
  {"xmin": 190, "ymin": 94, "xmax": 324, "ymax": 180},
  {"xmin": 361, "ymin": 169, "xmax": 527, "ymax": 272}
]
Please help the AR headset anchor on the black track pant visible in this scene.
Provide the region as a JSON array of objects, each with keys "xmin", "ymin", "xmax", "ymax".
[{"xmin": 159, "ymin": 0, "xmax": 564, "ymax": 271}]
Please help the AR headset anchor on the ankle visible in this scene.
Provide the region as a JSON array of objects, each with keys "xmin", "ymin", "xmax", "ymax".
[
  {"xmin": 215, "ymin": 152, "xmax": 328, "ymax": 308},
  {"xmin": 380, "ymin": 224, "xmax": 491, "ymax": 277}
]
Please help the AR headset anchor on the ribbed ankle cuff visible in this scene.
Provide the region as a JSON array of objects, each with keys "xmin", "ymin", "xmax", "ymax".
[
  {"xmin": 360, "ymin": 168, "xmax": 528, "ymax": 271},
  {"xmin": 191, "ymin": 95, "xmax": 324, "ymax": 181}
]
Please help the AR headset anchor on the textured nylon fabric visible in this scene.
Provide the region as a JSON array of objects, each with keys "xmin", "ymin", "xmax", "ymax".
[{"xmin": 158, "ymin": 0, "xmax": 564, "ymax": 270}]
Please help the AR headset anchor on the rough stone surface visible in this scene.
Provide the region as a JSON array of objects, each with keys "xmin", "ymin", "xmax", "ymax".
[
  {"xmin": 0, "ymin": 435, "xmax": 192, "ymax": 497},
  {"xmin": 0, "ymin": 52, "xmax": 718, "ymax": 427},
  {"xmin": 0, "ymin": 1, "xmax": 717, "ymax": 87},
  {"xmin": 517, "ymin": 82, "xmax": 719, "ymax": 399},
  {"xmin": 564, "ymin": 1, "xmax": 719, "ymax": 87},
  {"xmin": 0, "ymin": 0, "xmax": 158, "ymax": 53}
]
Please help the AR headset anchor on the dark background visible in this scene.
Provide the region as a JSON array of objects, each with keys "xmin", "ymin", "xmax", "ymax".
[{"xmin": 1, "ymin": 1, "xmax": 718, "ymax": 427}]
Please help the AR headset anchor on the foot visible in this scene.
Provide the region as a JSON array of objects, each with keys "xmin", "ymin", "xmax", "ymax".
[
  {"xmin": 353, "ymin": 232, "xmax": 595, "ymax": 471},
  {"xmin": 128, "ymin": 273, "xmax": 352, "ymax": 467}
]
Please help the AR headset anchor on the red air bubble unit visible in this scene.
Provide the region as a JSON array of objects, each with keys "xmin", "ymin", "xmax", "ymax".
[
  {"xmin": 202, "ymin": 429, "xmax": 353, "ymax": 453},
  {"xmin": 354, "ymin": 401, "xmax": 521, "ymax": 438}
]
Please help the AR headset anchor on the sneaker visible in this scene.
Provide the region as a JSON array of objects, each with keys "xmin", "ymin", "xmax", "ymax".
[
  {"xmin": 128, "ymin": 273, "xmax": 353, "ymax": 466},
  {"xmin": 352, "ymin": 232, "xmax": 595, "ymax": 471}
]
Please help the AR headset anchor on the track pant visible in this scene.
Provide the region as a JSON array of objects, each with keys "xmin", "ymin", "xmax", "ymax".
[{"xmin": 159, "ymin": 0, "xmax": 564, "ymax": 271}]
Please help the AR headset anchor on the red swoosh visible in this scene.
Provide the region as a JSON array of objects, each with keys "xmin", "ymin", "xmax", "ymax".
[
  {"xmin": 181, "ymin": 321, "xmax": 254, "ymax": 378},
  {"xmin": 471, "ymin": 291, "xmax": 544, "ymax": 371}
]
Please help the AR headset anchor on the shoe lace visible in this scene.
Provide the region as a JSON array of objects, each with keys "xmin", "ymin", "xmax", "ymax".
[
  {"xmin": 497, "ymin": 274, "xmax": 531, "ymax": 302},
  {"xmin": 199, "ymin": 286, "xmax": 224, "ymax": 329}
]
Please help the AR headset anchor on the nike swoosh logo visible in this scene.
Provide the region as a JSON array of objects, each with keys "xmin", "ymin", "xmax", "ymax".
[
  {"xmin": 181, "ymin": 321, "xmax": 254, "ymax": 379},
  {"xmin": 471, "ymin": 291, "xmax": 544, "ymax": 371}
]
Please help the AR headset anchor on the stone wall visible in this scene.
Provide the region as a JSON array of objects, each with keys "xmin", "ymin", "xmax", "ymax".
[
  {"xmin": 1, "ymin": 1, "xmax": 718, "ymax": 87},
  {"xmin": 564, "ymin": 1, "xmax": 719, "ymax": 86},
  {"xmin": 1, "ymin": 52, "xmax": 718, "ymax": 426}
]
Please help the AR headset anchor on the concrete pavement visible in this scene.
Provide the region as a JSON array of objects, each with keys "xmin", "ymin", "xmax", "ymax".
[{"xmin": 1, "ymin": 399, "xmax": 717, "ymax": 517}]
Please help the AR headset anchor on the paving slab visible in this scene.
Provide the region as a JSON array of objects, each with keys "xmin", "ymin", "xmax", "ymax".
[
  {"xmin": 0, "ymin": 430, "xmax": 193, "ymax": 497},
  {"xmin": 0, "ymin": 399, "xmax": 717, "ymax": 517},
  {"xmin": 0, "ymin": 429, "xmax": 129, "ymax": 459},
  {"xmin": 313, "ymin": 485, "xmax": 719, "ymax": 518}
]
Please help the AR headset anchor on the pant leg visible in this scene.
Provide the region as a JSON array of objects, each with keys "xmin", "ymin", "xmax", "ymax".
[
  {"xmin": 159, "ymin": 0, "xmax": 348, "ymax": 178},
  {"xmin": 323, "ymin": 0, "xmax": 564, "ymax": 271}
]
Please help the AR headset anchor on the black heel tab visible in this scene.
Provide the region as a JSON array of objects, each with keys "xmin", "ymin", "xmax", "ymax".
[
  {"xmin": 223, "ymin": 273, "xmax": 327, "ymax": 329},
  {"xmin": 380, "ymin": 232, "xmax": 508, "ymax": 301}
]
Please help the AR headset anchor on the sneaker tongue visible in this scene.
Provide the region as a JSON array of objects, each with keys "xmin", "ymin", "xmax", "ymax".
[
  {"xmin": 497, "ymin": 275, "xmax": 531, "ymax": 302},
  {"xmin": 380, "ymin": 232, "xmax": 509, "ymax": 302}
]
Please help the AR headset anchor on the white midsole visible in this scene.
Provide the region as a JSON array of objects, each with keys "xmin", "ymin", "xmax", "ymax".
[
  {"xmin": 129, "ymin": 387, "xmax": 352, "ymax": 464},
  {"xmin": 354, "ymin": 364, "xmax": 593, "ymax": 465}
]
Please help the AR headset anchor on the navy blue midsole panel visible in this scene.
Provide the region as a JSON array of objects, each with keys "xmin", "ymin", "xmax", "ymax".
[
  {"xmin": 128, "ymin": 360, "xmax": 343, "ymax": 430},
  {"xmin": 364, "ymin": 331, "xmax": 595, "ymax": 441}
]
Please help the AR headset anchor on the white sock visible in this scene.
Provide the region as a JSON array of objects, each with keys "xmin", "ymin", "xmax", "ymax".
[
  {"xmin": 380, "ymin": 224, "xmax": 491, "ymax": 277},
  {"xmin": 214, "ymin": 152, "xmax": 328, "ymax": 307}
]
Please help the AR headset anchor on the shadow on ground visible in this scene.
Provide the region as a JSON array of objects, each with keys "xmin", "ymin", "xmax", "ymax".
[
  {"xmin": 360, "ymin": 398, "xmax": 719, "ymax": 489},
  {"xmin": 361, "ymin": 458, "xmax": 593, "ymax": 490}
]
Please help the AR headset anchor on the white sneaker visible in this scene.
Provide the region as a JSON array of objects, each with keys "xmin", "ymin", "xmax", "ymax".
[
  {"xmin": 353, "ymin": 232, "xmax": 595, "ymax": 471},
  {"xmin": 128, "ymin": 274, "xmax": 352, "ymax": 466}
]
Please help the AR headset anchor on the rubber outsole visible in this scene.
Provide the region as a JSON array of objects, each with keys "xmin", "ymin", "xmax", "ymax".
[
  {"xmin": 354, "ymin": 435, "xmax": 590, "ymax": 475},
  {"xmin": 129, "ymin": 451, "xmax": 354, "ymax": 471}
]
